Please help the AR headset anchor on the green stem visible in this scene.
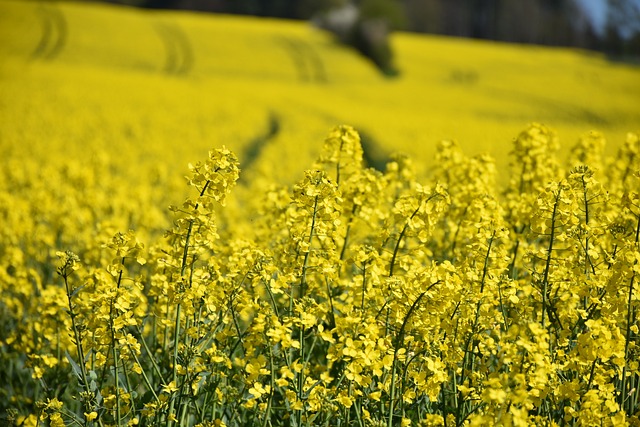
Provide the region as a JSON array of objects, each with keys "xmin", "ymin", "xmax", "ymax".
[
  {"xmin": 111, "ymin": 328, "xmax": 121, "ymax": 426},
  {"xmin": 109, "ymin": 259, "xmax": 126, "ymax": 427},
  {"xmin": 294, "ymin": 195, "xmax": 320, "ymax": 422},
  {"xmin": 180, "ymin": 180, "xmax": 210, "ymax": 277},
  {"xmin": 541, "ymin": 187, "xmax": 562, "ymax": 330},
  {"xmin": 128, "ymin": 343, "xmax": 160, "ymax": 404},
  {"xmin": 340, "ymin": 205, "xmax": 358, "ymax": 261},
  {"xmin": 300, "ymin": 195, "xmax": 319, "ymax": 298},
  {"xmin": 325, "ymin": 277, "xmax": 337, "ymax": 331},
  {"xmin": 353, "ymin": 397, "xmax": 365, "ymax": 427},
  {"xmin": 135, "ymin": 325, "xmax": 166, "ymax": 384},
  {"xmin": 508, "ymin": 237, "xmax": 521, "ymax": 280},
  {"xmin": 262, "ymin": 341, "xmax": 276, "ymax": 427},
  {"xmin": 361, "ymin": 262, "xmax": 367, "ymax": 312},
  {"xmin": 390, "ymin": 205, "xmax": 421, "ymax": 277},
  {"xmin": 167, "ymin": 302, "xmax": 182, "ymax": 426},
  {"xmin": 620, "ymin": 213, "xmax": 640, "ymax": 413},
  {"xmin": 167, "ymin": 181, "xmax": 210, "ymax": 427},
  {"xmin": 496, "ymin": 280, "xmax": 509, "ymax": 331},
  {"xmin": 387, "ymin": 281, "xmax": 441, "ymax": 427},
  {"xmin": 62, "ymin": 274, "xmax": 92, "ymax": 408},
  {"xmin": 580, "ymin": 174, "xmax": 594, "ymax": 276},
  {"xmin": 264, "ymin": 277, "xmax": 281, "ymax": 319},
  {"xmin": 298, "ymin": 325, "xmax": 305, "ymax": 412}
]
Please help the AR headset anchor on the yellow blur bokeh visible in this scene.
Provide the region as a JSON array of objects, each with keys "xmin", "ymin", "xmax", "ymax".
[{"xmin": 1, "ymin": 0, "xmax": 638, "ymax": 185}]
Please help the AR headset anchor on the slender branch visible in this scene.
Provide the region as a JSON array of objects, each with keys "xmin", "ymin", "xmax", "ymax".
[
  {"xmin": 387, "ymin": 280, "xmax": 441, "ymax": 427},
  {"xmin": 541, "ymin": 187, "xmax": 562, "ymax": 330},
  {"xmin": 620, "ymin": 213, "xmax": 640, "ymax": 412}
]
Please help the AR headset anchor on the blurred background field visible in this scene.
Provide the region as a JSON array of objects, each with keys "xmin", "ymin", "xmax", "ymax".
[{"xmin": 0, "ymin": 0, "xmax": 639, "ymax": 186}]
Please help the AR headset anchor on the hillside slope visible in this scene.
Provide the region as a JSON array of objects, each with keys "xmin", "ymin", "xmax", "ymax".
[{"xmin": 1, "ymin": 0, "xmax": 638, "ymax": 183}]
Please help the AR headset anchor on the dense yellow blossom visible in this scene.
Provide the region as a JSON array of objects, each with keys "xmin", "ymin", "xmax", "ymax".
[
  {"xmin": 2, "ymin": 123, "xmax": 638, "ymax": 425},
  {"xmin": 1, "ymin": 0, "xmax": 639, "ymax": 425}
]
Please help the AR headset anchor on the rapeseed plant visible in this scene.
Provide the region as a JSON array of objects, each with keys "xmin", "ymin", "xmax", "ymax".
[
  {"xmin": 3, "ymin": 4, "xmax": 638, "ymax": 425},
  {"xmin": 1, "ymin": 125, "xmax": 639, "ymax": 426}
]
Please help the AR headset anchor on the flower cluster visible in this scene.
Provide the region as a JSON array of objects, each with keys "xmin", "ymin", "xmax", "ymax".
[{"xmin": 1, "ymin": 125, "xmax": 639, "ymax": 427}]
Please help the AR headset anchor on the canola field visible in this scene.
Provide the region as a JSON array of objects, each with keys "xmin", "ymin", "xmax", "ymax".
[{"xmin": 1, "ymin": 0, "xmax": 640, "ymax": 426}]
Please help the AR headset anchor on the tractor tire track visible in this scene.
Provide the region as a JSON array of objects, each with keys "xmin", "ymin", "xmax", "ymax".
[
  {"xmin": 358, "ymin": 129, "xmax": 389, "ymax": 172},
  {"xmin": 154, "ymin": 21, "xmax": 194, "ymax": 76},
  {"xmin": 238, "ymin": 113, "xmax": 280, "ymax": 184},
  {"xmin": 31, "ymin": 3, "xmax": 67, "ymax": 60},
  {"xmin": 278, "ymin": 36, "xmax": 327, "ymax": 83}
]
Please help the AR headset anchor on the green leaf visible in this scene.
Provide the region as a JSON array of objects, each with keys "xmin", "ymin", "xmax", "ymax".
[{"xmin": 66, "ymin": 351, "xmax": 83, "ymax": 383}]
